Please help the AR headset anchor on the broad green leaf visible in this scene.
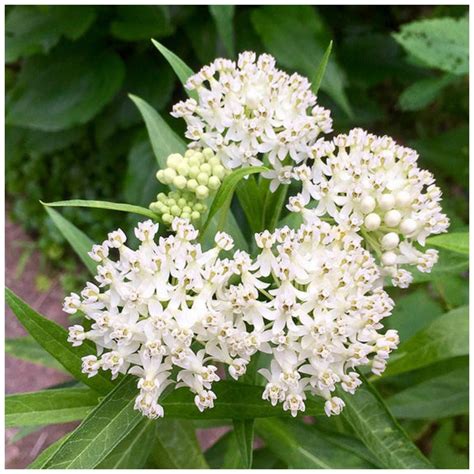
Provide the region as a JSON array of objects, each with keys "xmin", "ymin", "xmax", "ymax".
[
  {"xmin": 110, "ymin": 6, "xmax": 174, "ymax": 41},
  {"xmin": 97, "ymin": 419, "xmax": 156, "ymax": 469},
  {"xmin": 383, "ymin": 306, "xmax": 468, "ymax": 377},
  {"xmin": 384, "ymin": 289, "xmax": 443, "ymax": 341},
  {"xmin": 427, "ymin": 231, "xmax": 469, "ymax": 255},
  {"xmin": 433, "ymin": 275, "xmax": 469, "ymax": 310},
  {"xmin": 337, "ymin": 375, "xmax": 432, "ymax": 468},
  {"xmin": 411, "ymin": 126, "xmax": 468, "ymax": 188},
  {"xmin": 312, "ymin": 40, "xmax": 333, "ymax": 95},
  {"xmin": 161, "ymin": 380, "xmax": 324, "ymax": 419},
  {"xmin": 129, "ymin": 93, "xmax": 186, "ymax": 169},
  {"xmin": 6, "ymin": 387, "xmax": 99, "ymax": 427},
  {"xmin": 151, "ymin": 39, "xmax": 198, "ymax": 101},
  {"xmin": 251, "ymin": 5, "xmax": 352, "ymax": 116},
  {"xmin": 233, "ymin": 419, "xmax": 254, "ymax": 468},
  {"xmin": 387, "ymin": 366, "xmax": 468, "ymax": 419},
  {"xmin": 5, "ymin": 335, "xmax": 68, "ymax": 373},
  {"xmin": 29, "ymin": 433, "xmax": 71, "ymax": 469},
  {"xmin": 148, "ymin": 419, "xmax": 209, "ymax": 468},
  {"xmin": 42, "ymin": 199, "xmax": 158, "ymax": 221},
  {"xmin": 6, "ymin": 5, "xmax": 96, "ymax": 62},
  {"xmin": 43, "ymin": 206, "xmax": 96, "ymax": 275},
  {"xmin": 7, "ymin": 45, "xmax": 124, "ymax": 131},
  {"xmin": 205, "ymin": 431, "xmax": 245, "ymax": 468},
  {"xmin": 399, "ymin": 74, "xmax": 457, "ymax": 111},
  {"xmin": 393, "ymin": 16, "xmax": 469, "ymax": 75},
  {"xmin": 255, "ymin": 418, "xmax": 375, "ymax": 468},
  {"xmin": 5, "ymin": 288, "xmax": 114, "ymax": 395},
  {"xmin": 200, "ymin": 166, "xmax": 267, "ymax": 240},
  {"xmin": 252, "ymin": 447, "xmax": 286, "ymax": 469},
  {"xmin": 43, "ymin": 376, "xmax": 142, "ymax": 469},
  {"xmin": 209, "ymin": 5, "xmax": 236, "ymax": 56},
  {"xmin": 430, "ymin": 419, "xmax": 469, "ymax": 469}
]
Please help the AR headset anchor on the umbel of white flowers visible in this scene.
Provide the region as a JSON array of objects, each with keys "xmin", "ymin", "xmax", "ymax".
[{"xmin": 65, "ymin": 218, "xmax": 398, "ymax": 419}]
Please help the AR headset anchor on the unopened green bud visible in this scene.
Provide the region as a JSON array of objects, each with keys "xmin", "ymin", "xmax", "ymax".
[
  {"xmin": 208, "ymin": 156, "xmax": 220, "ymax": 167},
  {"xmin": 187, "ymin": 179, "xmax": 198, "ymax": 191},
  {"xmin": 173, "ymin": 175, "xmax": 187, "ymax": 190},
  {"xmin": 171, "ymin": 205, "xmax": 181, "ymax": 216},
  {"xmin": 188, "ymin": 166, "xmax": 200, "ymax": 179},
  {"xmin": 213, "ymin": 165, "xmax": 226, "ymax": 180},
  {"xmin": 162, "ymin": 213, "xmax": 173, "ymax": 224},
  {"xmin": 177, "ymin": 163, "xmax": 189, "ymax": 176},
  {"xmin": 208, "ymin": 176, "xmax": 221, "ymax": 190},
  {"xmin": 200, "ymin": 163, "xmax": 212, "ymax": 174},
  {"xmin": 181, "ymin": 212, "xmax": 190, "ymax": 220},
  {"xmin": 156, "ymin": 169, "xmax": 165, "ymax": 183},
  {"xmin": 178, "ymin": 198, "xmax": 187, "ymax": 207},
  {"xmin": 167, "ymin": 198, "xmax": 176, "ymax": 207},
  {"xmin": 196, "ymin": 185, "xmax": 209, "ymax": 199},
  {"xmin": 167, "ymin": 153, "xmax": 182, "ymax": 170},
  {"xmin": 193, "ymin": 152, "xmax": 203, "ymax": 164},
  {"xmin": 157, "ymin": 193, "xmax": 167, "ymax": 202},
  {"xmin": 188, "ymin": 155, "xmax": 200, "ymax": 167},
  {"xmin": 197, "ymin": 172, "xmax": 209, "ymax": 185},
  {"xmin": 191, "ymin": 211, "xmax": 200, "ymax": 220},
  {"xmin": 203, "ymin": 148, "xmax": 214, "ymax": 159},
  {"xmin": 194, "ymin": 203, "xmax": 205, "ymax": 212},
  {"xmin": 184, "ymin": 149, "xmax": 194, "ymax": 159},
  {"xmin": 182, "ymin": 205, "xmax": 192, "ymax": 213},
  {"xmin": 163, "ymin": 168, "xmax": 177, "ymax": 182}
]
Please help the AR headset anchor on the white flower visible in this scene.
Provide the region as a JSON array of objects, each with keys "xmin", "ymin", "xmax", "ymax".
[
  {"xmin": 324, "ymin": 397, "xmax": 345, "ymax": 416},
  {"xmin": 172, "ymin": 51, "xmax": 332, "ymax": 190}
]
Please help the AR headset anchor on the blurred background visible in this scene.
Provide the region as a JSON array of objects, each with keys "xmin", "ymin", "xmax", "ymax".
[{"xmin": 5, "ymin": 5, "xmax": 468, "ymax": 469}]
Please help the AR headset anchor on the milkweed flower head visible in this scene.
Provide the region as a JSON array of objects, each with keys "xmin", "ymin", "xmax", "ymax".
[
  {"xmin": 171, "ymin": 51, "xmax": 333, "ymax": 191},
  {"xmin": 288, "ymin": 128, "xmax": 450, "ymax": 287},
  {"xmin": 65, "ymin": 217, "xmax": 398, "ymax": 419}
]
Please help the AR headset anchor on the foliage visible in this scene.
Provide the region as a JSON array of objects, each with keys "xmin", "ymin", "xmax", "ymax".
[{"xmin": 5, "ymin": 4, "xmax": 469, "ymax": 470}]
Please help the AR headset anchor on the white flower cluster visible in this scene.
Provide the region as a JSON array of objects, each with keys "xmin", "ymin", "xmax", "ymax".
[
  {"xmin": 287, "ymin": 128, "xmax": 449, "ymax": 287},
  {"xmin": 65, "ymin": 217, "xmax": 398, "ymax": 419},
  {"xmin": 172, "ymin": 51, "xmax": 332, "ymax": 190}
]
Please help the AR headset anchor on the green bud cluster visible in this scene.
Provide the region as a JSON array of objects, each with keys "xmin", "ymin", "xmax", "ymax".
[
  {"xmin": 149, "ymin": 191, "xmax": 207, "ymax": 224},
  {"xmin": 155, "ymin": 147, "xmax": 228, "ymax": 201}
]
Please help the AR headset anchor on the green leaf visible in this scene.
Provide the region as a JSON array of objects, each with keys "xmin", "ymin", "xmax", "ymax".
[
  {"xmin": 399, "ymin": 74, "xmax": 457, "ymax": 111},
  {"xmin": 129, "ymin": 93, "xmax": 186, "ymax": 168},
  {"xmin": 148, "ymin": 419, "xmax": 209, "ymax": 468},
  {"xmin": 383, "ymin": 306, "xmax": 468, "ymax": 377},
  {"xmin": 387, "ymin": 366, "xmax": 468, "ymax": 419},
  {"xmin": 209, "ymin": 5, "xmax": 236, "ymax": 56},
  {"xmin": 384, "ymin": 289, "xmax": 443, "ymax": 341},
  {"xmin": 7, "ymin": 45, "xmax": 124, "ymax": 131},
  {"xmin": 255, "ymin": 418, "xmax": 376, "ymax": 468},
  {"xmin": 235, "ymin": 177, "xmax": 265, "ymax": 234},
  {"xmin": 5, "ymin": 287, "xmax": 114, "ymax": 395},
  {"xmin": 43, "ymin": 376, "xmax": 142, "ymax": 469},
  {"xmin": 251, "ymin": 5, "xmax": 352, "ymax": 116},
  {"xmin": 161, "ymin": 380, "xmax": 324, "ymax": 419},
  {"xmin": 312, "ymin": 40, "xmax": 333, "ymax": 95},
  {"xmin": 43, "ymin": 206, "xmax": 96, "ymax": 275},
  {"xmin": 5, "ymin": 335, "xmax": 68, "ymax": 373},
  {"xmin": 200, "ymin": 166, "xmax": 267, "ymax": 240},
  {"xmin": 97, "ymin": 419, "xmax": 156, "ymax": 469},
  {"xmin": 263, "ymin": 183, "xmax": 289, "ymax": 232},
  {"xmin": 151, "ymin": 39, "xmax": 198, "ymax": 101},
  {"xmin": 433, "ymin": 275, "xmax": 469, "ymax": 310},
  {"xmin": 393, "ymin": 16, "xmax": 469, "ymax": 75},
  {"xmin": 42, "ymin": 199, "xmax": 158, "ymax": 221},
  {"xmin": 337, "ymin": 375, "xmax": 432, "ymax": 468},
  {"xmin": 205, "ymin": 431, "xmax": 245, "ymax": 468},
  {"xmin": 6, "ymin": 5, "xmax": 96, "ymax": 62},
  {"xmin": 6, "ymin": 387, "xmax": 99, "ymax": 427},
  {"xmin": 110, "ymin": 6, "xmax": 174, "ymax": 41},
  {"xmin": 430, "ymin": 419, "xmax": 469, "ymax": 469},
  {"xmin": 427, "ymin": 231, "xmax": 469, "ymax": 255},
  {"xmin": 233, "ymin": 419, "xmax": 254, "ymax": 468},
  {"xmin": 29, "ymin": 433, "xmax": 71, "ymax": 468}
]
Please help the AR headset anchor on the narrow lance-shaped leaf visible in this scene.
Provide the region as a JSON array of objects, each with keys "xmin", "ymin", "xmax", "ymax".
[
  {"xmin": 336, "ymin": 374, "xmax": 433, "ymax": 469},
  {"xmin": 43, "ymin": 376, "xmax": 142, "ymax": 469},
  {"xmin": 43, "ymin": 206, "xmax": 96, "ymax": 275},
  {"xmin": 200, "ymin": 166, "xmax": 268, "ymax": 241},
  {"xmin": 209, "ymin": 5, "xmax": 236, "ymax": 57},
  {"xmin": 205, "ymin": 430, "xmax": 245, "ymax": 468},
  {"xmin": 151, "ymin": 39, "xmax": 198, "ymax": 100},
  {"xmin": 29, "ymin": 433, "xmax": 71, "ymax": 469},
  {"xmin": 5, "ymin": 288, "xmax": 114, "ymax": 395},
  {"xmin": 312, "ymin": 40, "xmax": 333, "ymax": 95},
  {"xmin": 42, "ymin": 199, "xmax": 159, "ymax": 221},
  {"xmin": 383, "ymin": 306, "xmax": 468, "ymax": 378},
  {"xmin": 427, "ymin": 231, "xmax": 469, "ymax": 255},
  {"xmin": 5, "ymin": 335, "xmax": 68, "ymax": 373},
  {"xmin": 6, "ymin": 387, "xmax": 99, "ymax": 427},
  {"xmin": 129, "ymin": 93, "xmax": 186, "ymax": 168}
]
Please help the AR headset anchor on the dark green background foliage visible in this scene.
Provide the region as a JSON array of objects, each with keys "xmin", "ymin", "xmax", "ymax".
[{"xmin": 5, "ymin": 5, "xmax": 469, "ymax": 469}]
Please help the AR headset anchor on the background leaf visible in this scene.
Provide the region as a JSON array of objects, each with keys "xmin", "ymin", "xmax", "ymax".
[
  {"xmin": 427, "ymin": 231, "xmax": 469, "ymax": 255},
  {"xmin": 209, "ymin": 5, "xmax": 236, "ymax": 57}
]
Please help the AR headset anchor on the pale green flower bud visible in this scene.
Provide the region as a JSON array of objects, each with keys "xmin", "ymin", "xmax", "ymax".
[
  {"xmin": 196, "ymin": 185, "xmax": 209, "ymax": 199},
  {"xmin": 191, "ymin": 211, "xmax": 200, "ymax": 220},
  {"xmin": 208, "ymin": 156, "xmax": 220, "ymax": 167},
  {"xmin": 181, "ymin": 212, "xmax": 191, "ymax": 220},
  {"xmin": 194, "ymin": 203, "xmax": 205, "ymax": 212},
  {"xmin": 157, "ymin": 193, "xmax": 167, "ymax": 203},
  {"xmin": 203, "ymin": 148, "xmax": 214, "ymax": 159},
  {"xmin": 183, "ymin": 206, "xmax": 192, "ymax": 213},
  {"xmin": 156, "ymin": 169, "xmax": 165, "ymax": 183},
  {"xmin": 173, "ymin": 175, "xmax": 187, "ymax": 190},
  {"xmin": 163, "ymin": 168, "xmax": 177, "ymax": 182},
  {"xmin": 188, "ymin": 155, "xmax": 200, "ymax": 167},
  {"xmin": 167, "ymin": 153, "xmax": 182, "ymax": 170},
  {"xmin": 193, "ymin": 152, "xmax": 203, "ymax": 164},
  {"xmin": 187, "ymin": 179, "xmax": 198, "ymax": 191},
  {"xmin": 213, "ymin": 165, "xmax": 226, "ymax": 180},
  {"xmin": 200, "ymin": 163, "xmax": 212, "ymax": 174},
  {"xmin": 171, "ymin": 205, "xmax": 181, "ymax": 216},
  {"xmin": 178, "ymin": 198, "xmax": 187, "ymax": 207},
  {"xmin": 184, "ymin": 149, "xmax": 194, "ymax": 159},
  {"xmin": 197, "ymin": 172, "xmax": 209, "ymax": 185},
  {"xmin": 167, "ymin": 198, "xmax": 176, "ymax": 207},
  {"xmin": 177, "ymin": 163, "xmax": 189, "ymax": 176},
  {"xmin": 188, "ymin": 166, "xmax": 200, "ymax": 179},
  {"xmin": 208, "ymin": 176, "xmax": 221, "ymax": 190},
  {"xmin": 162, "ymin": 213, "xmax": 173, "ymax": 224}
]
